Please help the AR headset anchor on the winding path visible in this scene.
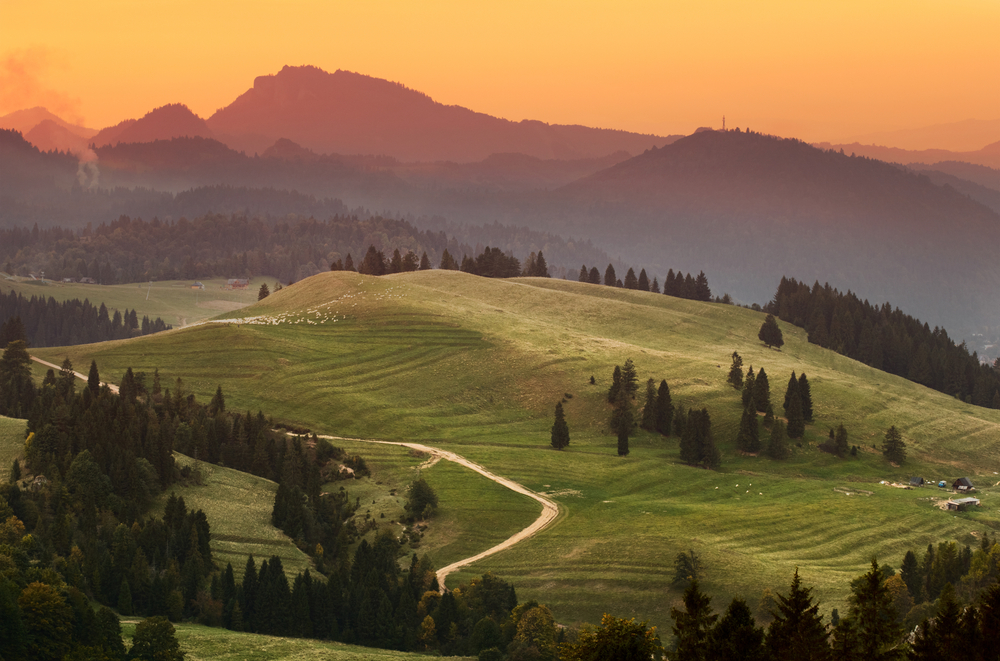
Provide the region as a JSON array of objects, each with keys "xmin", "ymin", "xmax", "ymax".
[
  {"xmin": 29, "ymin": 357, "xmax": 560, "ymax": 590},
  {"xmin": 30, "ymin": 356, "xmax": 120, "ymax": 393},
  {"xmin": 317, "ymin": 435, "xmax": 560, "ymax": 590}
]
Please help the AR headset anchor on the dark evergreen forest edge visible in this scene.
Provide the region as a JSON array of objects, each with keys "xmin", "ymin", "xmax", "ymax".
[
  {"xmin": 0, "ymin": 291, "xmax": 171, "ymax": 348},
  {"xmin": 769, "ymin": 276, "xmax": 1000, "ymax": 409}
]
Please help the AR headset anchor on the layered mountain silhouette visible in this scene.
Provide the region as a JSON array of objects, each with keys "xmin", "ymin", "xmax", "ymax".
[
  {"xmin": 542, "ymin": 129, "xmax": 1000, "ymax": 336},
  {"xmin": 0, "ymin": 107, "xmax": 96, "ymax": 140},
  {"xmin": 814, "ymin": 140, "xmax": 1000, "ymax": 170},
  {"xmin": 91, "ymin": 103, "xmax": 213, "ymax": 147},
  {"xmin": 205, "ymin": 65, "xmax": 676, "ymax": 161}
]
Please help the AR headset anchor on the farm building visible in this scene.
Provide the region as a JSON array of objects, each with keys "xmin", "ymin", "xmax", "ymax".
[
  {"xmin": 946, "ymin": 497, "xmax": 980, "ymax": 511},
  {"xmin": 953, "ymin": 477, "xmax": 975, "ymax": 492},
  {"xmin": 191, "ymin": 281, "xmax": 205, "ymax": 289},
  {"xmin": 225, "ymin": 278, "xmax": 249, "ymax": 290},
  {"xmin": 909, "ymin": 477, "xmax": 924, "ymax": 487}
]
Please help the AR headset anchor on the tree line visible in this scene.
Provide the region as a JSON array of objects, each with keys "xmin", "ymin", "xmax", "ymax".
[
  {"xmin": 577, "ymin": 263, "xmax": 716, "ymax": 302},
  {"xmin": 0, "ymin": 290, "xmax": 171, "ymax": 349},
  {"xmin": 769, "ymin": 276, "xmax": 1000, "ymax": 408}
]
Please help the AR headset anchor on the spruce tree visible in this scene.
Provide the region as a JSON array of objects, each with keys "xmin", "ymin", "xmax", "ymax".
[
  {"xmin": 604, "ymin": 264, "xmax": 617, "ymax": 287},
  {"xmin": 588, "ymin": 267, "xmax": 601, "ymax": 285},
  {"xmin": 798, "ymin": 373, "xmax": 813, "ymax": 422},
  {"xmin": 694, "ymin": 271, "xmax": 712, "ymax": 301},
  {"xmin": 439, "ymin": 250, "xmax": 458, "ymax": 270},
  {"xmin": 655, "ymin": 380, "xmax": 674, "ymax": 436},
  {"xmin": 419, "ymin": 252, "xmax": 432, "ymax": 270},
  {"xmin": 637, "ymin": 268, "xmax": 650, "ymax": 292},
  {"xmin": 640, "ymin": 378, "xmax": 657, "ymax": 430},
  {"xmin": 882, "ymin": 426, "xmax": 906, "ymax": 464},
  {"xmin": 608, "ymin": 365, "xmax": 622, "ymax": 404},
  {"xmin": 835, "ymin": 424, "xmax": 849, "ymax": 458},
  {"xmin": 671, "ymin": 580, "xmax": 717, "ymax": 661},
  {"xmin": 783, "ymin": 371, "xmax": 798, "ymax": 414},
  {"xmin": 766, "ymin": 568, "xmax": 830, "ymax": 661},
  {"xmin": 709, "ymin": 598, "xmax": 768, "ymax": 661},
  {"xmin": 754, "ymin": 367, "xmax": 770, "ymax": 413},
  {"xmin": 763, "ymin": 403, "xmax": 775, "ymax": 429},
  {"xmin": 578, "ymin": 265, "xmax": 588, "ymax": 282},
  {"xmin": 727, "ymin": 351, "xmax": 744, "ymax": 389},
  {"xmin": 551, "ymin": 402, "xmax": 570, "ymax": 450},
  {"xmin": 737, "ymin": 404, "xmax": 761, "ymax": 453},
  {"xmin": 786, "ymin": 391, "xmax": 805, "ymax": 439},
  {"xmin": 758, "ymin": 314, "xmax": 784, "ymax": 349},
  {"xmin": 765, "ymin": 420, "xmax": 790, "ymax": 459},
  {"xmin": 623, "ymin": 268, "xmax": 638, "ymax": 289},
  {"xmin": 651, "ymin": 277, "xmax": 660, "ymax": 293},
  {"xmin": 344, "ymin": 253, "xmax": 355, "ymax": 271},
  {"xmin": 844, "ymin": 558, "xmax": 903, "ymax": 660},
  {"xmin": 88, "ymin": 360, "xmax": 101, "ymax": 396},
  {"xmin": 258, "ymin": 283, "xmax": 270, "ymax": 300},
  {"xmin": 742, "ymin": 366, "xmax": 756, "ymax": 409}
]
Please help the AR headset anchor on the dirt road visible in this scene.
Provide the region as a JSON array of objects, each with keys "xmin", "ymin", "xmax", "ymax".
[
  {"xmin": 30, "ymin": 356, "xmax": 120, "ymax": 394},
  {"xmin": 316, "ymin": 435, "xmax": 560, "ymax": 591}
]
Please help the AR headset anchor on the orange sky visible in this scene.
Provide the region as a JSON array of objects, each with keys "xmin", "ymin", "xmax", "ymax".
[{"xmin": 2, "ymin": 0, "xmax": 999, "ymax": 146}]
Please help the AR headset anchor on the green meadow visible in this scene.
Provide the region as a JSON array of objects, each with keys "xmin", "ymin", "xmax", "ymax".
[
  {"xmin": 0, "ymin": 415, "xmax": 26, "ymax": 477},
  {"xmin": 36, "ymin": 270, "xmax": 1000, "ymax": 627},
  {"xmin": 1, "ymin": 276, "xmax": 274, "ymax": 328},
  {"xmin": 158, "ymin": 453, "xmax": 315, "ymax": 582},
  {"xmin": 120, "ymin": 621, "xmax": 469, "ymax": 661}
]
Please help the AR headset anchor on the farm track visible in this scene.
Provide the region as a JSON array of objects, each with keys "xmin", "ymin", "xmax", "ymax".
[
  {"xmin": 31, "ymin": 356, "xmax": 120, "ymax": 393},
  {"xmin": 36, "ymin": 354, "xmax": 556, "ymax": 589},
  {"xmin": 317, "ymin": 434, "xmax": 561, "ymax": 591}
]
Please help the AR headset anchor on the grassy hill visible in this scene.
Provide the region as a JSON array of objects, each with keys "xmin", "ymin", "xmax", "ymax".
[
  {"xmin": 0, "ymin": 415, "xmax": 25, "ymax": 476},
  {"xmin": 121, "ymin": 620, "xmax": 470, "ymax": 660},
  {"xmin": 37, "ymin": 270, "xmax": 1000, "ymax": 627},
  {"xmin": 1, "ymin": 276, "xmax": 268, "ymax": 328}
]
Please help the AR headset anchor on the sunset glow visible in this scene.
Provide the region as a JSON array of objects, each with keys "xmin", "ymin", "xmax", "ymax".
[{"xmin": 2, "ymin": 0, "xmax": 1000, "ymax": 145}]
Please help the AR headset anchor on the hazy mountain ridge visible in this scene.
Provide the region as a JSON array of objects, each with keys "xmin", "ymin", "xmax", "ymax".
[
  {"xmin": 205, "ymin": 65, "xmax": 678, "ymax": 161},
  {"xmin": 90, "ymin": 103, "xmax": 213, "ymax": 147}
]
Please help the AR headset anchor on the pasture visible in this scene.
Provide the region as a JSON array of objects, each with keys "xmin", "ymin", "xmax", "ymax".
[{"xmin": 38, "ymin": 270, "xmax": 1000, "ymax": 627}]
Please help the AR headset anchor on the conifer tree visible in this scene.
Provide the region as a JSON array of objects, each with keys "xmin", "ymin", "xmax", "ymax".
[
  {"xmin": 534, "ymin": 251, "xmax": 549, "ymax": 277},
  {"xmin": 588, "ymin": 267, "xmax": 601, "ymax": 285},
  {"xmin": 651, "ymin": 277, "xmax": 660, "ymax": 293},
  {"xmin": 551, "ymin": 402, "xmax": 570, "ymax": 450},
  {"xmin": 671, "ymin": 580, "xmax": 717, "ymax": 661},
  {"xmin": 258, "ymin": 283, "xmax": 270, "ymax": 300},
  {"xmin": 578, "ymin": 265, "xmax": 588, "ymax": 282},
  {"xmin": 88, "ymin": 360, "xmax": 101, "ymax": 396},
  {"xmin": 742, "ymin": 366, "xmax": 756, "ymax": 409},
  {"xmin": 783, "ymin": 371, "xmax": 798, "ymax": 413},
  {"xmin": 765, "ymin": 420, "xmax": 790, "ymax": 459},
  {"xmin": 624, "ymin": 268, "xmax": 639, "ymax": 290},
  {"xmin": 655, "ymin": 379, "xmax": 674, "ymax": 436},
  {"xmin": 604, "ymin": 264, "xmax": 617, "ymax": 287},
  {"xmin": 842, "ymin": 558, "xmax": 903, "ymax": 661},
  {"xmin": 798, "ymin": 373, "xmax": 813, "ymax": 422},
  {"xmin": 640, "ymin": 378, "xmax": 657, "ymax": 430},
  {"xmin": 737, "ymin": 404, "xmax": 761, "ymax": 453},
  {"xmin": 754, "ymin": 367, "xmax": 770, "ymax": 413},
  {"xmin": 419, "ymin": 252, "xmax": 432, "ymax": 270},
  {"xmin": 786, "ymin": 391, "xmax": 805, "ymax": 439},
  {"xmin": 834, "ymin": 424, "xmax": 849, "ymax": 458},
  {"xmin": 728, "ymin": 351, "xmax": 744, "ymax": 390},
  {"xmin": 766, "ymin": 568, "xmax": 830, "ymax": 661},
  {"xmin": 694, "ymin": 271, "xmax": 712, "ymax": 301},
  {"xmin": 709, "ymin": 598, "xmax": 768, "ymax": 661},
  {"xmin": 763, "ymin": 403, "xmax": 775, "ymax": 429},
  {"xmin": 637, "ymin": 269, "xmax": 650, "ymax": 291},
  {"xmin": 882, "ymin": 426, "xmax": 906, "ymax": 464},
  {"xmin": 758, "ymin": 314, "xmax": 784, "ymax": 349},
  {"xmin": 608, "ymin": 365, "xmax": 622, "ymax": 404},
  {"xmin": 344, "ymin": 253, "xmax": 355, "ymax": 271}
]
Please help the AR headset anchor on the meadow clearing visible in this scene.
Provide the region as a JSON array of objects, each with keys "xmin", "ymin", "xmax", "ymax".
[{"xmin": 35, "ymin": 269, "xmax": 1000, "ymax": 626}]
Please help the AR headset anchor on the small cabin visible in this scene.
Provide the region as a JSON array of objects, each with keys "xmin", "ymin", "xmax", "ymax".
[
  {"xmin": 953, "ymin": 477, "xmax": 975, "ymax": 492},
  {"xmin": 946, "ymin": 497, "xmax": 980, "ymax": 511},
  {"xmin": 226, "ymin": 278, "xmax": 249, "ymax": 290},
  {"xmin": 909, "ymin": 477, "xmax": 925, "ymax": 487},
  {"xmin": 80, "ymin": 277, "xmax": 97, "ymax": 284},
  {"xmin": 191, "ymin": 282, "xmax": 204, "ymax": 290}
]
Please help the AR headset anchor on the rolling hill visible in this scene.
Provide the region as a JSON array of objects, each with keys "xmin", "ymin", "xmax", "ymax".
[
  {"xmin": 91, "ymin": 103, "xmax": 214, "ymax": 147},
  {"xmin": 35, "ymin": 269, "xmax": 1000, "ymax": 627}
]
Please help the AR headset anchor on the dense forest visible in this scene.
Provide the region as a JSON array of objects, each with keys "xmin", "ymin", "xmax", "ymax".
[
  {"xmin": 0, "ymin": 212, "xmax": 608, "ymax": 285},
  {"xmin": 0, "ymin": 291, "xmax": 171, "ymax": 348},
  {"xmin": 769, "ymin": 276, "xmax": 1000, "ymax": 408}
]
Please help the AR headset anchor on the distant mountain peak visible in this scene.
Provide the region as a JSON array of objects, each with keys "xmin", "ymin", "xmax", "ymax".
[
  {"xmin": 92, "ymin": 102, "xmax": 213, "ymax": 147},
  {"xmin": 207, "ymin": 65, "xmax": 676, "ymax": 161}
]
